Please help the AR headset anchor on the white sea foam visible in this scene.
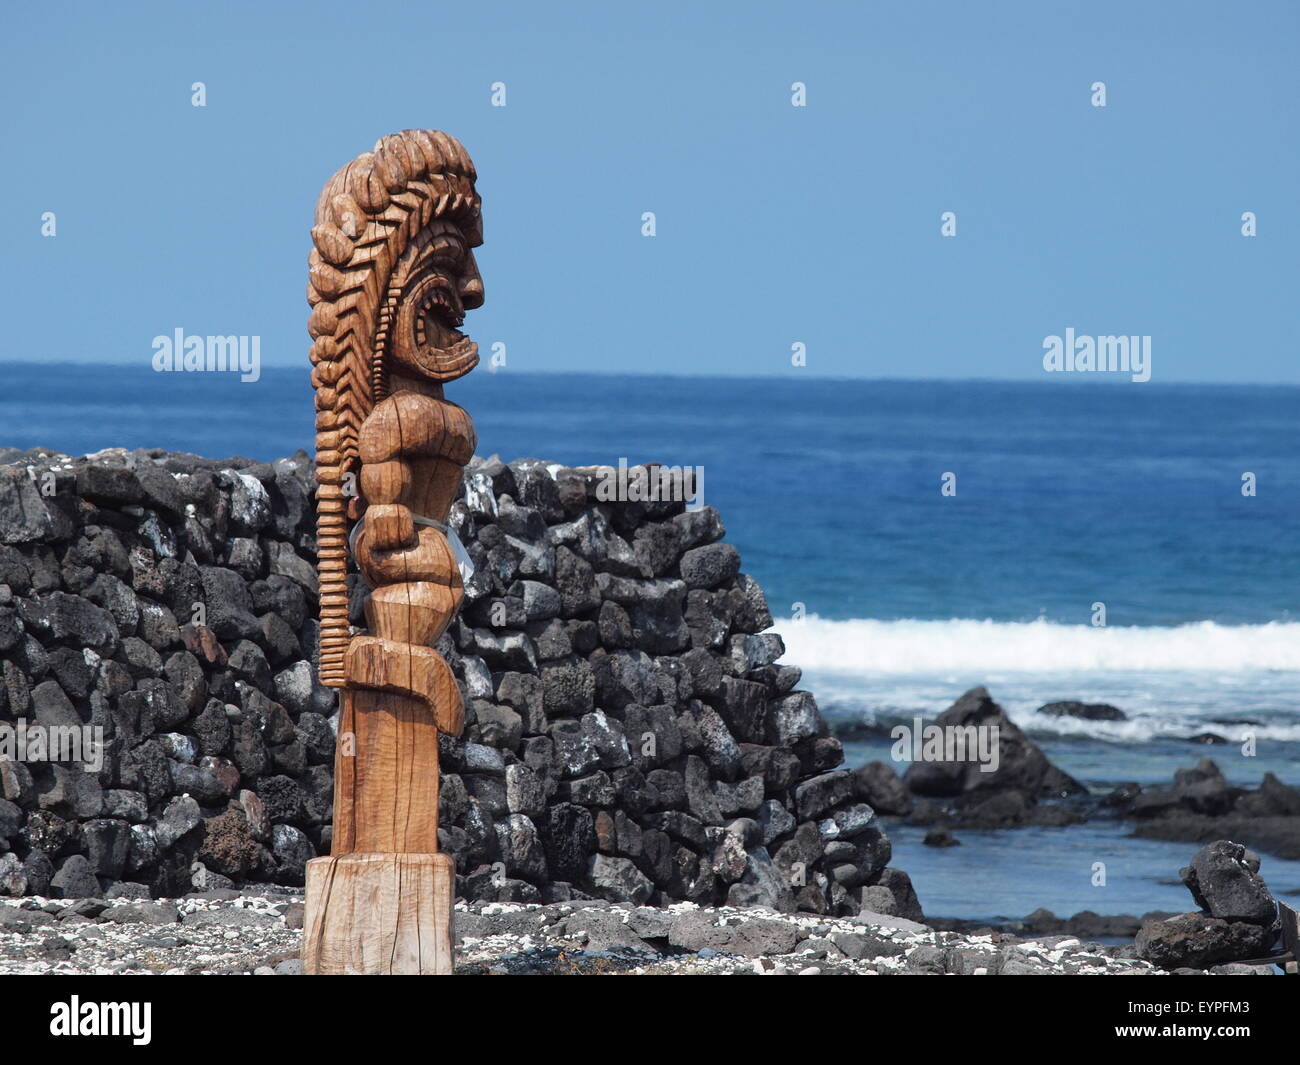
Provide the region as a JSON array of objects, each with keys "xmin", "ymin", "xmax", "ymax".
[
  {"xmin": 776, "ymin": 616, "xmax": 1300, "ymax": 674},
  {"xmin": 775, "ymin": 616, "xmax": 1300, "ymax": 743}
]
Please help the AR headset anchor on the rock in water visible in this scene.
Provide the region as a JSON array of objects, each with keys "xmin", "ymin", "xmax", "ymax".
[
  {"xmin": 1035, "ymin": 700, "xmax": 1126, "ymax": 722},
  {"xmin": 903, "ymin": 687, "xmax": 1085, "ymax": 798}
]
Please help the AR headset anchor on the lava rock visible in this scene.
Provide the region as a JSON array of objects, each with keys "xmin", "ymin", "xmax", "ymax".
[
  {"xmin": 1036, "ymin": 700, "xmax": 1126, "ymax": 722},
  {"xmin": 903, "ymin": 687, "xmax": 1085, "ymax": 799},
  {"xmin": 1180, "ymin": 840, "xmax": 1276, "ymax": 924},
  {"xmin": 1136, "ymin": 912, "xmax": 1275, "ymax": 969}
]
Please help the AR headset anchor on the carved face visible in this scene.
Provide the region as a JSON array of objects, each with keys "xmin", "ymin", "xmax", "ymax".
[{"xmin": 389, "ymin": 218, "xmax": 484, "ymax": 382}]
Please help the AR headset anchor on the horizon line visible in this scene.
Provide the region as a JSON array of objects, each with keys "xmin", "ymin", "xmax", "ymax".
[{"xmin": 0, "ymin": 358, "xmax": 1298, "ymax": 390}]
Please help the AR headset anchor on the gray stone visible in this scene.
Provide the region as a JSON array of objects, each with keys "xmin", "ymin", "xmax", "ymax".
[
  {"xmin": 0, "ymin": 852, "xmax": 28, "ymax": 896},
  {"xmin": 728, "ymin": 633, "xmax": 785, "ymax": 674},
  {"xmin": 181, "ymin": 906, "xmax": 280, "ymax": 929},
  {"xmin": 156, "ymin": 795, "xmax": 202, "ymax": 850},
  {"xmin": 679, "ymin": 543, "xmax": 741, "ymax": 590},
  {"xmin": 270, "ymin": 824, "xmax": 315, "ymax": 884},
  {"xmin": 544, "ymin": 802, "xmax": 595, "ymax": 882},
  {"xmin": 505, "ymin": 764, "xmax": 546, "ymax": 817},
  {"xmin": 684, "ymin": 701, "xmax": 741, "ymax": 778},
  {"xmin": 854, "ymin": 761, "xmax": 913, "ymax": 816},
  {"xmin": 470, "ymin": 628, "xmax": 537, "ymax": 673},
  {"xmin": 83, "ymin": 574, "xmax": 140, "ymax": 636},
  {"xmin": 794, "ymin": 771, "xmax": 855, "ymax": 821},
  {"xmin": 104, "ymin": 882, "xmax": 152, "ymax": 900},
  {"xmin": 726, "ymin": 845, "xmax": 795, "ymax": 913},
  {"xmin": 158, "ymin": 732, "xmax": 198, "ymax": 764},
  {"xmin": 550, "ymin": 719, "xmax": 601, "ymax": 778},
  {"xmin": 540, "ymin": 655, "xmax": 596, "ymax": 717},
  {"xmin": 515, "ymin": 580, "xmax": 561, "ymax": 621},
  {"xmin": 715, "ymin": 676, "xmax": 768, "ymax": 744},
  {"xmin": 50, "ymin": 855, "xmax": 100, "ymax": 898},
  {"xmin": 272, "ymin": 660, "xmax": 314, "ymax": 716},
  {"xmin": 765, "ymin": 691, "xmax": 822, "ymax": 747},
  {"xmin": 587, "ymin": 853, "xmax": 653, "ymax": 904},
  {"xmin": 77, "ymin": 464, "xmax": 143, "ymax": 506},
  {"xmin": 757, "ymin": 799, "xmax": 796, "ymax": 847},
  {"xmin": 30, "ymin": 678, "xmax": 82, "ymax": 730},
  {"xmin": 463, "ymin": 742, "xmax": 506, "ymax": 776},
  {"xmin": 729, "ymin": 574, "xmax": 773, "ymax": 633},
  {"xmin": 0, "ymin": 759, "xmax": 34, "ymax": 805},
  {"xmin": 102, "ymin": 902, "xmax": 180, "ymax": 925},
  {"xmin": 558, "ymin": 771, "xmax": 614, "ymax": 806},
  {"xmin": 668, "ymin": 910, "xmax": 798, "ymax": 956},
  {"xmin": 461, "ymin": 655, "xmax": 495, "ymax": 700},
  {"xmin": 0, "ymin": 468, "xmax": 54, "ymax": 543},
  {"xmin": 1180, "ymin": 840, "xmax": 1276, "ymax": 924},
  {"xmin": 0, "ymin": 798, "xmax": 21, "ymax": 841},
  {"xmin": 495, "ymin": 813, "xmax": 547, "ymax": 882},
  {"xmin": 39, "ymin": 765, "xmax": 104, "ymax": 819},
  {"xmin": 475, "ymin": 702, "xmax": 524, "ymax": 751},
  {"xmin": 591, "ymin": 650, "xmax": 658, "ymax": 711},
  {"xmin": 19, "ymin": 593, "xmax": 119, "ymax": 655},
  {"xmin": 127, "ymin": 824, "xmax": 157, "ymax": 874},
  {"xmin": 1137, "ymin": 911, "xmax": 1275, "ymax": 969},
  {"xmin": 83, "ymin": 818, "xmax": 132, "ymax": 878}
]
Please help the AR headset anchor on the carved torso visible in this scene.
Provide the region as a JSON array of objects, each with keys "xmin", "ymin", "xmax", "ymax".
[
  {"xmin": 303, "ymin": 129, "xmax": 483, "ymax": 975},
  {"xmin": 356, "ymin": 388, "xmax": 473, "ymax": 617},
  {"xmin": 306, "ymin": 130, "xmax": 484, "ymax": 855}
]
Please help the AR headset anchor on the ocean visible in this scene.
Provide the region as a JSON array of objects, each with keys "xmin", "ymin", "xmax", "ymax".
[{"xmin": 5, "ymin": 362, "xmax": 1299, "ymax": 921}]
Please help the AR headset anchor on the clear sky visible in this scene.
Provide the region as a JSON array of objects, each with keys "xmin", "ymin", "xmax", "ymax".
[{"xmin": 2, "ymin": 0, "xmax": 1296, "ymax": 382}]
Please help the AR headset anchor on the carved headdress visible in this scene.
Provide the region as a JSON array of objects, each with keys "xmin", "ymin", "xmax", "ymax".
[{"xmin": 308, "ymin": 130, "xmax": 483, "ymax": 686}]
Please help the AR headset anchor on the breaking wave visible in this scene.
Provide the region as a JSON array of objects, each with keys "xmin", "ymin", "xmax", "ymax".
[{"xmin": 776, "ymin": 616, "xmax": 1300, "ymax": 675}]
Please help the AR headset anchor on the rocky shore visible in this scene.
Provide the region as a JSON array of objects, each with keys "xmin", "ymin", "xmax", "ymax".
[
  {"xmin": 2, "ymin": 447, "xmax": 1294, "ymax": 976},
  {"xmin": 847, "ymin": 687, "xmax": 1300, "ymax": 858},
  {"xmin": 0, "ymin": 892, "xmax": 1211, "ymax": 976},
  {"xmin": 2, "ymin": 830, "xmax": 1284, "ymax": 975},
  {"xmin": 835, "ymin": 686, "xmax": 1297, "ymax": 972},
  {"xmin": 0, "ymin": 446, "xmax": 915, "ymax": 920}
]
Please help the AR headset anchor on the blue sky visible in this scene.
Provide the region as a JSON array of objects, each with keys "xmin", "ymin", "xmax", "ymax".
[{"xmin": 2, "ymin": 0, "xmax": 1296, "ymax": 382}]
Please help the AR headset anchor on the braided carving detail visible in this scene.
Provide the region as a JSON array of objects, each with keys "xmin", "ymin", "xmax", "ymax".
[{"xmin": 307, "ymin": 130, "xmax": 481, "ymax": 686}]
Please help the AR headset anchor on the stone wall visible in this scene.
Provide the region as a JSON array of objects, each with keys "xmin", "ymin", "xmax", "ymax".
[{"xmin": 0, "ymin": 447, "xmax": 918, "ymax": 919}]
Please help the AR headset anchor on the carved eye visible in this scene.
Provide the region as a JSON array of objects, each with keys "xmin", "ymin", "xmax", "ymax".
[{"xmin": 426, "ymin": 238, "xmax": 464, "ymax": 271}]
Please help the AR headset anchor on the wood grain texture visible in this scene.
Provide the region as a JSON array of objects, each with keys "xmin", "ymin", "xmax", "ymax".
[
  {"xmin": 304, "ymin": 131, "xmax": 482, "ymax": 976},
  {"xmin": 303, "ymin": 853, "xmax": 455, "ymax": 975},
  {"xmin": 309, "ymin": 129, "xmax": 483, "ymax": 685},
  {"xmin": 1280, "ymin": 901, "xmax": 1299, "ymax": 974}
]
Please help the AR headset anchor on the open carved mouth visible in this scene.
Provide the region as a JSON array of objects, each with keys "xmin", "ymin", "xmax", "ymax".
[
  {"xmin": 391, "ymin": 272, "xmax": 479, "ymax": 381},
  {"xmin": 415, "ymin": 281, "xmax": 467, "ymax": 351}
]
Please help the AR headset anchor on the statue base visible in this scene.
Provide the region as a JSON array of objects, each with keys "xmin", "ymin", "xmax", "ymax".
[{"xmin": 302, "ymin": 852, "xmax": 455, "ymax": 974}]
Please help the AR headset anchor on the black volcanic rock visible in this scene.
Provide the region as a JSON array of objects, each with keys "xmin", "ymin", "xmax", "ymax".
[
  {"xmin": 1136, "ymin": 912, "xmax": 1274, "ymax": 969},
  {"xmin": 1036, "ymin": 700, "xmax": 1126, "ymax": 722},
  {"xmin": 903, "ymin": 687, "xmax": 1085, "ymax": 799},
  {"xmin": 1180, "ymin": 840, "xmax": 1276, "ymax": 924},
  {"xmin": 1137, "ymin": 839, "xmax": 1281, "ymax": 969},
  {"xmin": 0, "ymin": 447, "xmax": 910, "ymax": 919}
]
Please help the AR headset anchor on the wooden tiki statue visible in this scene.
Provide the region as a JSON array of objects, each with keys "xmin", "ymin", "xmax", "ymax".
[{"xmin": 301, "ymin": 130, "xmax": 482, "ymax": 974}]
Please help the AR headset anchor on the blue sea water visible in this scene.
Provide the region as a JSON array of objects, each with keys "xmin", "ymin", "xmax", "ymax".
[{"xmin": 5, "ymin": 363, "xmax": 1300, "ymax": 920}]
